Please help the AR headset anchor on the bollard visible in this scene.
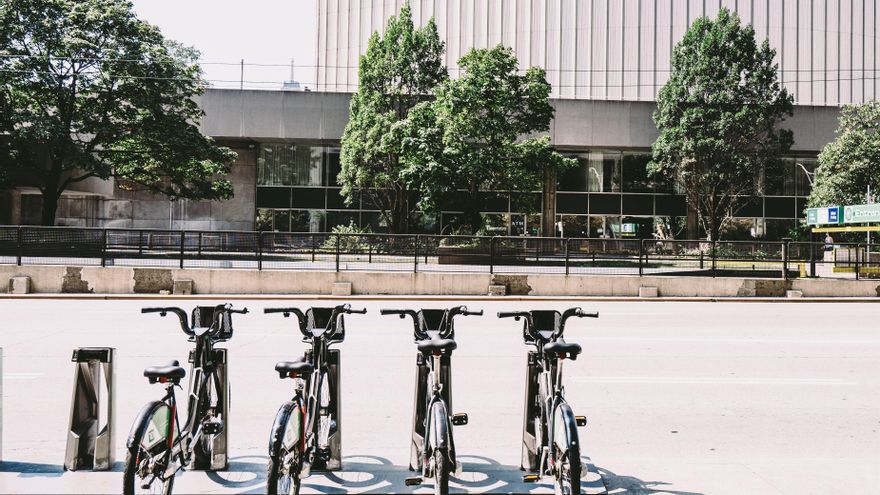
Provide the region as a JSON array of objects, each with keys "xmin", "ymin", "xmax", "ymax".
[{"xmin": 64, "ymin": 347, "xmax": 115, "ymax": 471}]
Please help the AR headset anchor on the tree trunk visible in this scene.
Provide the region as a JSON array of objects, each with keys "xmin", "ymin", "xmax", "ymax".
[
  {"xmin": 40, "ymin": 168, "xmax": 62, "ymax": 226},
  {"xmin": 40, "ymin": 190, "xmax": 59, "ymax": 226}
]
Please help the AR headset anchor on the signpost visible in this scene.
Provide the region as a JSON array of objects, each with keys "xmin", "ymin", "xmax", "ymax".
[{"xmin": 806, "ymin": 206, "xmax": 843, "ymax": 226}]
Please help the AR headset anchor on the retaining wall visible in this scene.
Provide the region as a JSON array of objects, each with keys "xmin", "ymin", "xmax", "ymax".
[{"xmin": 2, "ymin": 265, "xmax": 879, "ymax": 297}]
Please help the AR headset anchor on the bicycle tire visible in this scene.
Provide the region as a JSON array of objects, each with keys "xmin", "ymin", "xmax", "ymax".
[
  {"xmin": 433, "ymin": 448, "xmax": 449, "ymax": 495},
  {"xmin": 267, "ymin": 400, "xmax": 305, "ymax": 495},
  {"xmin": 553, "ymin": 405, "xmax": 581, "ymax": 495},
  {"xmin": 123, "ymin": 401, "xmax": 176, "ymax": 495}
]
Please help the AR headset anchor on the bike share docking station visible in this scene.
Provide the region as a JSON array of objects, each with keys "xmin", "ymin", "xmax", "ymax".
[
  {"xmin": 189, "ymin": 305, "xmax": 232, "ymax": 471},
  {"xmin": 520, "ymin": 350, "xmax": 546, "ymax": 472},
  {"xmin": 64, "ymin": 347, "xmax": 115, "ymax": 471},
  {"xmin": 310, "ymin": 307, "xmax": 343, "ymax": 471}
]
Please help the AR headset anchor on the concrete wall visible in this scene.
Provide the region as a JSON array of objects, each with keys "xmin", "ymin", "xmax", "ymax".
[
  {"xmin": 3, "ymin": 265, "xmax": 879, "ymax": 297},
  {"xmin": 200, "ymin": 89, "xmax": 841, "ymax": 152},
  {"xmin": 317, "ymin": 0, "xmax": 880, "ymax": 106}
]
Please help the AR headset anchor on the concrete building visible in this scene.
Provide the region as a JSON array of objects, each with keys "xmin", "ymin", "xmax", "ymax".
[{"xmin": 3, "ymin": 0, "xmax": 878, "ymax": 239}]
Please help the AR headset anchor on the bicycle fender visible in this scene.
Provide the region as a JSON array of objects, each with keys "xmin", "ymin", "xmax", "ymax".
[
  {"xmin": 553, "ymin": 403, "xmax": 581, "ymax": 451},
  {"xmin": 268, "ymin": 400, "xmax": 297, "ymax": 452},
  {"xmin": 428, "ymin": 400, "xmax": 449, "ymax": 451},
  {"xmin": 126, "ymin": 400, "xmax": 167, "ymax": 450}
]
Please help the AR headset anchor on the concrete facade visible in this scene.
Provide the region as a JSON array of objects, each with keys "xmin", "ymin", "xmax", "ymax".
[
  {"xmin": 199, "ymin": 89, "xmax": 840, "ymax": 153},
  {"xmin": 317, "ymin": 0, "xmax": 880, "ymax": 106}
]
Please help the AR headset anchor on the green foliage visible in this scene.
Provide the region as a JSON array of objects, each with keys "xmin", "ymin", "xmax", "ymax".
[
  {"xmin": 650, "ymin": 8, "xmax": 794, "ymax": 240},
  {"xmin": 0, "ymin": 0, "xmax": 235, "ymax": 225},
  {"xmin": 322, "ymin": 221, "xmax": 376, "ymax": 252},
  {"xmin": 809, "ymin": 100, "xmax": 880, "ymax": 208},
  {"xmin": 338, "ymin": 4, "xmax": 446, "ymax": 233},
  {"xmin": 403, "ymin": 46, "xmax": 575, "ymax": 233}
]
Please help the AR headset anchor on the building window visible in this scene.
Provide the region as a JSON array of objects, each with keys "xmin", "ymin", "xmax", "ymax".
[
  {"xmin": 257, "ymin": 143, "xmax": 325, "ymax": 187},
  {"xmin": 587, "ymin": 151, "xmax": 621, "ymax": 192}
]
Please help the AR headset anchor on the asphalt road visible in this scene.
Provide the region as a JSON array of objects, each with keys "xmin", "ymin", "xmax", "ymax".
[{"xmin": 0, "ymin": 298, "xmax": 877, "ymax": 494}]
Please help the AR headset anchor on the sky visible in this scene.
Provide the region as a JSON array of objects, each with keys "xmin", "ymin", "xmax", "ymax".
[{"xmin": 131, "ymin": 0, "xmax": 318, "ymax": 90}]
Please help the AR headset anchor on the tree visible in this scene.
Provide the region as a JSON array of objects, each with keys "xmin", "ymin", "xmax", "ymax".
[
  {"xmin": 650, "ymin": 8, "xmax": 794, "ymax": 241},
  {"xmin": 0, "ymin": 0, "xmax": 235, "ymax": 225},
  {"xmin": 809, "ymin": 100, "xmax": 880, "ymax": 208},
  {"xmin": 339, "ymin": 5, "xmax": 446, "ymax": 233},
  {"xmin": 404, "ymin": 46, "xmax": 574, "ymax": 234}
]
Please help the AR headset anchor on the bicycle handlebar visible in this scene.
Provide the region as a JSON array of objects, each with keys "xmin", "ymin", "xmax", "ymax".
[
  {"xmin": 141, "ymin": 305, "xmax": 247, "ymax": 338},
  {"xmin": 497, "ymin": 311, "xmax": 530, "ymax": 319}
]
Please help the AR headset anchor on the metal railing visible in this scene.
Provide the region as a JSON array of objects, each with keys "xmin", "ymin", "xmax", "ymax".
[{"xmin": 0, "ymin": 225, "xmax": 877, "ymax": 279}]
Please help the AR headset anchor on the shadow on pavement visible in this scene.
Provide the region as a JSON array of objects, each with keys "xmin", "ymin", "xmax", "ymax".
[
  {"xmin": 597, "ymin": 466, "xmax": 703, "ymax": 495},
  {"xmin": 212, "ymin": 453, "xmax": 611, "ymax": 493},
  {"xmin": 0, "ymin": 460, "xmax": 67, "ymax": 477}
]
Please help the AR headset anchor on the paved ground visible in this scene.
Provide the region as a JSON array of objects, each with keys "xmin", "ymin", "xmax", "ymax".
[{"xmin": 0, "ymin": 298, "xmax": 878, "ymax": 494}]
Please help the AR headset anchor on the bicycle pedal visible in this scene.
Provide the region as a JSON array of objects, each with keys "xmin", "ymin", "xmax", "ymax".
[
  {"xmin": 522, "ymin": 473, "xmax": 540, "ymax": 483},
  {"xmin": 315, "ymin": 447, "xmax": 331, "ymax": 462},
  {"xmin": 575, "ymin": 415, "xmax": 587, "ymax": 427},
  {"xmin": 404, "ymin": 476, "xmax": 423, "ymax": 486},
  {"xmin": 451, "ymin": 413, "xmax": 468, "ymax": 426},
  {"xmin": 202, "ymin": 419, "xmax": 223, "ymax": 435},
  {"xmin": 300, "ymin": 461, "xmax": 311, "ymax": 478}
]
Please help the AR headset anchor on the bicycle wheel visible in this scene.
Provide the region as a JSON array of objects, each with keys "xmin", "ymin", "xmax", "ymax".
[
  {"xmin": 192, "ymin": 371, "xmax": 221, "ymax": 470},
  {"xmin": 123, "ymin": 401, "xmax": 176, "ymax": 495},
  {"xmin": 267, "ymin": 400, "xmax": 305, "ymax": 495},
  {"xmin": 553, "ymin": 404, "xmax": 581, "ymax": 495},
  {"xmin": 433, "ymin": 448, "xmax": 449, "ymax": 495}
]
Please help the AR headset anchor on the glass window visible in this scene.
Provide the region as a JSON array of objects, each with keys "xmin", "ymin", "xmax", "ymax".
[
  {"xmin": 558, "ymin": 155, "xmax": 588, "ymax": 191},
  {"xmin": 795, "ymin": 158, "xmax": 817, "ymax": 197},
  {"xmin": 510, "ymin": 214, "xmax": 540, "ymax": 236},
  {"xmin": 273, "ymin": 210, "xmax": 291, "ymax": 232},
  {"xmin": 255, "ymin": 209, "xmax": 273, "ymax": 231},
  {"xmin": 587, "ymin": 151, "xmax": 621, "ymax": 192},
  {"xmin": 481, "ymin": 213, "xmax": 508, "ymax": 235},
  {"xmin": 293, "ymin": 146, "xmax": 323, "ymax": 186},
  {"xmin": 290, "ymin": 210, "xmax": 325, "ymax": 232},
  {"xmin": 257, "ymin": 144, "xmax": 296, "ymax": 185},
  {"xmin": 621, "ymin": 153, "xmax": 653, "ymax": 192},
  {"xmin": 557, "ymin": 215, "xmax": 591, "ymax": 237},
  {"xmin": 325, "ymin": 147, "xmax": 342, "ymax": 186}
]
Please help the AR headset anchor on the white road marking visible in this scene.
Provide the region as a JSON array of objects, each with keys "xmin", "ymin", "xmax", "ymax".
[
  {"xmin": 4, "ymin": 372, "xmax": 44, "ymax": 380},
  {"xmin": 570, "ymin": 376, "xmax": 856, "ymax": 385}
]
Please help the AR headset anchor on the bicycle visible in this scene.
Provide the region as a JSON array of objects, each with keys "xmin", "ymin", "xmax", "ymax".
[
  {"xmin": 123, "ymin": 303, "xmax": 248, "ymax": 495},
  {"xmin": 497, "ymin": 307, "xmax": 598, "ymax": 495},
  {"xmin": 263, "ymin": 303, "xmax": 367, "ymax": 495},
  {"xmin": 380, "ymin": 305, "xmax": 483, "ymax": 495}
]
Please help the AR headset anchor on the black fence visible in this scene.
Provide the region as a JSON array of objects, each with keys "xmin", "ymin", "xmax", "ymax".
[{"xmin": 1, "ymin": 225, "xmax": 878, "ymax": 279}]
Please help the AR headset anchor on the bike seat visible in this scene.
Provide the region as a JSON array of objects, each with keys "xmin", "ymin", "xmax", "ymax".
[
  {"xmin": 543, "ymin": 341, "xmax": 582, "ymax": 359},
  {"xmin": 275, "ymin": 360, "xmax": 314, "ymax": 378},
  {"xmin": 417, "ymin": 337, "xmax": 457, "ymax": 355},
  {"xmin": 144, "ymin": 360, "xmax": 186, "ymax": 383}
]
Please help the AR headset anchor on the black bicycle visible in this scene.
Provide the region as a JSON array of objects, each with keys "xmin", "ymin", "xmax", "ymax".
[
  {"xmin": 380, "ymin": 305, "xmax": 482, "ymax": 495},
  {"xmin": 264, "ymin": 303, "xmax": 367, "ymax": 495},
  {"xmin": 498, "ymin": 308, "xmax": 598, "ymax": 495},
  {"xmin": 123, "ymin": 303, "xmax": 248, "ymax": 495}
]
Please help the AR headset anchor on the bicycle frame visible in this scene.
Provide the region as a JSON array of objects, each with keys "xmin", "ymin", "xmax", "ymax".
[{"xmin": 151, "ymin": 334, "xmax": 225, "ymax": 477}]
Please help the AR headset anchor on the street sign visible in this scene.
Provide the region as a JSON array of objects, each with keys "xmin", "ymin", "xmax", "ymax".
[
  {"xmin": 806, "ymin": 206, "xmax": 842, "ymax": 226},
  {"xmin": 843, "ymin": 203, "xmax": 880, "ymax": 224}
]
